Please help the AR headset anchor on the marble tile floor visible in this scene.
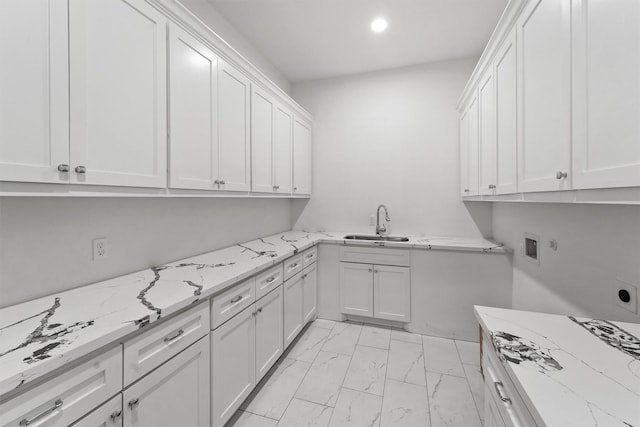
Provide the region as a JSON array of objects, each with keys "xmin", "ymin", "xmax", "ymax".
[{"xmin": 228, "ymin": 320, "xmax": 484, "ymax": 427}]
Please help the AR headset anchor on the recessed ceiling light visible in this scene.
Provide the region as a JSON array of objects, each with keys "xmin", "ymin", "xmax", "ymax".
[{"xmin": 370, "ymin": 18, "xmax": 388, "ymax": 33}]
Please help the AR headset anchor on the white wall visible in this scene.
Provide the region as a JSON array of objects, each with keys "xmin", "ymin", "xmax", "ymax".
[
  {"xmin": 0, "ymin": 198, "xmax": 291, "ymax": 308},
  {"xmin": 178, "ymin": 0, "xmax": 291, "ymax": 94},
  {"xmin": 291, "ymin": 58, "xmax": 492, "ymax": 238},
  {"xmin": 492, "ymin": 202, "xmax": 640, "ymax": 323}
]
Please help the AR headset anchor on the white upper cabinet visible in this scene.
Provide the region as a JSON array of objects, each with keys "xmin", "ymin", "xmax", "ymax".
[
  {"xmin": 478, "ymin": 71, "xmax": 496, "ymax": 195},
  {"xmin": 494, "ymin": 29, "xmax": 518, "ymax": 195},
  {"xmin": 571, "ymin": 0, "xmax": 640, "ymax": 189},
  {"xmin": 516, "ymin": 0, "xmax": 571, "ymax": 192},
  {"xmin": 217, "ymin": 60, "xmax": 251, "ymax": 192},
  {"xmin": 467, "ymin": 96, "xmax": 480, "ymax": 196},
  {"xmin": 251, "ymin": 87, "xmax": 275, "ymax": 193},
  {"xmin": 459, "ymin": 110, "xmax": 470, "ymax": 197},
  {"xmin": 0, "ymin": 0, "xmax": 69, "ymax": 184},
  {"xmin": 292, "ymin": 117, "xmax": 312, "ymax": 195},
  {"xmin": 273, "ymin": 104, "xmax": 293, "ymax": 194},
  {"xmin": 168, "ymin": 24, "xmax": 218, "ymax": 190},
  {"xmin": 69, "ymin": 0, "xmax": 168, "ymax": 188}
]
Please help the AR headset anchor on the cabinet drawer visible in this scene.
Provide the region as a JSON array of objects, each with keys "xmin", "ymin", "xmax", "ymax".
[
  {"xmin": 340, "ymin": 246, "xmax": 410, "ymax": 267},
  {"xmin": 301, "ymin": 246, "xmax": 317, "ymax": 268},
  {"xmin": 482, "ymin": 332, "xmax": 537, "ymax": 427},
  {"xmin": 283, "ymin": 254, "xmax": 303, "ymax": 281},
  {"xmin": 211, "ymin": 277, "xmax": 255, "ymax": 329},
  {"xmin": 0, "ymin": 346, "xmax": 122, "ymax": 427},
  {"xmin": 256, "ymin": 264, "xmax": 284, "ymax": 300},
  {"xmin": 71, "ymin": 394, "xmax": 122, "ymax": 427},
  {"xmin": 123, "ymin": 303, "xmax": 209, "ymax": 386}
]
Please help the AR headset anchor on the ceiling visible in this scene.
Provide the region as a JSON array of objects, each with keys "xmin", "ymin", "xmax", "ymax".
[{"xmin": 206, "ymin": 0, "xmax": 509, "ymax": 83}]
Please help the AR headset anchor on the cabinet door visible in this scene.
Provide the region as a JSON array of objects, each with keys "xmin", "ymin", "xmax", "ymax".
[
  {"xmin": 302, "ymin": 264, "xmax": 318, "ymax": 324},
  {"xmin": 123, "ymin": 336, "xmax": 209, "ymax": 427},
  {"xmin": 467, "ymin": 95, "xmax": 480, "ymax": 196},
  {"xmin": 218, "ymin": 60, "xmax": 251, "ymax": 192},
  {"xmin": 459, "ymin": 109, "xmax": 470, "ymax": 197},
  {"xmin": 211, "ymin": 307, "xmax": 255, "ymax": 427},
  {"xmin": 517, "ymin": 0, "xmax": 571, "ymax": 192},
  {"xmin": 479, "ymin": 71, "xmax": 497, "ymax": 195},
  {"xmin": 572, "ymin": 0, "xmax": 640, "ymax": 189},
  {"xmin": 292, "ymin": 117, "xmax": 312, "ymax": 195},
  {"xmin": 284, "ymin": 274, "xmax": 304, "ymax": 348},
  {"xmin": 273, "ymin": 104, "xmax": 293, "ymax": 193},
  {"xmin": 168, "ymin": 24, "xmax": 218, "ymax": 190},
  {"xmin": 0, "ymin": 0, "xmax": 69, "ymax": 183},
  {"xmin": 373, "ymin": 265, "xmax": 410, "ymax": 322},
  {"xmin": 484, "ymin": 388, "xmax": 508, "ymax": 427},
  {"xmin": 255, "ymin": 286, "xmax": 284, "ymax": 382},
  {"xmin": 71, "ymin": 395, "xmax": 122, "ymax": 427},
  {"xmin": 251, "ymin": 87, "xmax": 275, "ymax": 193},
  {"xmin": 69, "ymin": 0, "xmax": 167, "ymax": 188},
  {"xmin": 494, "ymin": 29, "xmax": 518, "ymax": 195},
  {"xmin": 339, "ymin": 262, "xmax": 374, "ymax": 317}
]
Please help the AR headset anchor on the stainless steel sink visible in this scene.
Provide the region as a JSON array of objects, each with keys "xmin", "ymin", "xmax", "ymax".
[{"xmin": 344, "ymin": 234, "xmax": 409, "ymax": 242}]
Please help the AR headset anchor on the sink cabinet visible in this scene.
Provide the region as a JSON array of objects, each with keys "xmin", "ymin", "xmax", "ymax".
[{"xmin": 339, "ymin": 246, "xmax": 411, "ymax": 323}]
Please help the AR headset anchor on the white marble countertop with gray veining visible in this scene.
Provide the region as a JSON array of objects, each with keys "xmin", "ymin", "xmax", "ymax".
[
  {"xmin": 475, "ymin": 305, "xmax": 640, "ymax": 427},
  {"xmin": 0, "ymin": 230, "xmax": 507, "ymax": 398}
]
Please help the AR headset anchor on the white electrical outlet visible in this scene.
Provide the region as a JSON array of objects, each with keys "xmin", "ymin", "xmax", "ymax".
[
  {"xmin": 614, "ymin": 279, "xmax": 637, "ymax": 314},
  {"xmin": 369, "ymin": 215, "xmax": 375, "ymax": 226},
  {"xmin": 93, "ymin": 238, "xmax": 108, "ymax": 261}
]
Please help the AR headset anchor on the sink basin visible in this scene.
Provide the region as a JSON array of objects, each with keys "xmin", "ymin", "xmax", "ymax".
[{"xmin": 344, "ymin": 234, "xmax": 410, "ymax": 242}]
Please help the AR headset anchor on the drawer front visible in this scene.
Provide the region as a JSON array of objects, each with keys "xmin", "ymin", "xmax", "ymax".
[
  {"xmin": 210, "ymin": 277, "xmax": 255, "ymax": 329},
  {"xmin": 0, "ymin": 346, "xmax": 122, "ymax": 427},
  {"xmin": 283, "ymin": 254, "xmax": 304, "ymax": 281},
  {"xmin": 123, "ymin": 303, "xmax": 209, "ymax": 386},
  {"xmin": 255, "ymin": 264, "xmax": 284, "ymax": 300},
  {"xmin": 71, "ymin": 394, "xmax": 122, "ymax": 427},
  {"xmin": 483, "ymin": 336, "xmax": 537, "ymax": 427},
  {"xmin": 301, "ymin": 246, "xmax": 318, "ymax": 268},
  {"xmin": 339, "ymin": 246, "xmax": 410, "ymax": 267}
]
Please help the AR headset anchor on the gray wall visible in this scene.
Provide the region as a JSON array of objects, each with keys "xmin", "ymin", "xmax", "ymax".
[{"xmin": 0, "ymin": 197, "xmax": 291, "ymax": 307}]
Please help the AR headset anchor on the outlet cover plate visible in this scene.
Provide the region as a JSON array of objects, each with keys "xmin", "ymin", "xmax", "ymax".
[{"xmin": 93, "ymin": 238, "xmax": 108, "ymax": 261}]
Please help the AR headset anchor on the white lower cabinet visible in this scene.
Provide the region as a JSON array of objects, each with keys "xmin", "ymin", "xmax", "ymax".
[
  {"xmin": 122, "ymin": 336, "xmax": 210, "ymax": 427},
  {"xmin": 255, "ymin": 286, "xmax": 284, "ymax": 382},
  {"xmin": 340, "ymin": 259, "xmax": 411, "ymax": 323},
  {"xmin": 283, "ymin": 270, "xmax": 304, "ymax": 348},
  {"xmin": 211, "ymin": 285, "xmax": 285, "ymax": 427},
  {"xmin": 302, "ymin": 264, "xmax": 317, "ymax": 324},
  {"xmin": 71, "ymin": 395, "xmax": 122, "ymax": 427}
]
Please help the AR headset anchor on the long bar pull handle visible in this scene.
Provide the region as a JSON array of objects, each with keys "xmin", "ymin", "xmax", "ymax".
[
  {"xmin": 494, "ymin": 382, "xmax": 512, "ymax": 405},
  {"xmin": 230, "ymin": 295, "xmax": 243, "ymax": 304},
  {"xmin": 20, "ymin": 399, "xmax": 63, "ymax": 425},
  {"xmin": 163, "ymin": 329, "xmax": 184, "ymax": 343}
]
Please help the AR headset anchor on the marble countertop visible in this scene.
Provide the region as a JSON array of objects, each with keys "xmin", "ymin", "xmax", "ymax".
[
  {"xmin": 0, "ymin": 230, "xmax": 506, "ymax": 398},
  {"xmin": 475, "ymin": 306, "xmax": 640, "ymax": 427}
]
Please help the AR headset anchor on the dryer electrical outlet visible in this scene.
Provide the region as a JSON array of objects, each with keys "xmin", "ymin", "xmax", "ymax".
[{"xmin": 614, "ymin": 279, "xmax": 637, "ymax": 314}]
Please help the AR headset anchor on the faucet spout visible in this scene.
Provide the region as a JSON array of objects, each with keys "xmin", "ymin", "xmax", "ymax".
[{"xmin": 376, "ymin": 204, "xmax": 390, "ymax": 236}]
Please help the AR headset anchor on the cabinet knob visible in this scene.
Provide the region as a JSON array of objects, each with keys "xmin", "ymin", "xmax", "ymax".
[
  {"xmin": 293, "ymin": 187, "xmax": 297, "ymax": 191},
  {"xmin": 374, "ymin": 270, "xmax": 379, "ymax": 274},
  {"xmin": 219, "ymin": 179, "xmax": 225, "ymax": 185},
  {"xmin": 368, "ymin": 268, "xmax": 373, "ymax": 273},
  {"xmin": 75, "ymin": 165, "xmax": 86, "ymax": 174},
  {"xmin": 110, "ymin": 410, "xmax": 122, "ymax": 422},
  {"xmin": 555, "ymin": 171, "xmax": 568, "ymax": 180},
  {"xmin": 128, "ymin": 398, "xmax": 140, "ymax": 410},
  {"xmin": 57, "ymin": 164, "xmax": 70, "ymax": 172},
  {"xmin": 214, "ymin": 179, "xmax": 220, "ymax": 185},
  {"xmin": 464, "ymin": 189, "xmax": 470, "ymax": 193}
]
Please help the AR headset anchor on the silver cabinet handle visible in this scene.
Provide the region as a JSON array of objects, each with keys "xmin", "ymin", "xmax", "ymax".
[
  {"xmin": 293, "ymin": 187, "xmax": 297, "ymax": 191},
  {"xmin": 374, "ymin": 270, "xmax": 379, "ymax": 273},
  {"xmin": 302, "ymin": 274, "xmax": 307, "ymax": 279},
  {"xmin": 306, "ymin": 254, "xmax": 314, "ymax": 259},
  {"xmin": 214, "ymin": 179, "xmax": 220, "ymax": 185},
  {"xmin": 266, "ymin": 276, "xmax": 276, "ymax": 283},
  {"xmin": 20, "ymin": 399, "xmax": 63, "ymax": 425},
  {"xmin": 555, "ymin": 171, "xmax": 568, "ymax": 179},
  {"xmin": 290, "ymin": 263, "xmax": 299, "ymax": 269},
  {"xmin": 488, "ymin": 184, "xmax": 496, "ymax": 189},
  {"xmin": 273, "ymin": 185, "xmax": 280, "ymax": 190},
  {"xmin": 75, "ymin": 165, "xmax": 86, "ymax": 174},
  {"xmin": 163, "ymin": 329, "xmax": 184, "ymax": 343},
  {"xmin": 219, "ymin": 179, "xmax": 225, "ymax": 185},
  {"xmin": 464, "ymin": 189, "xmax": 470, "ymax": 193},
  {"xmin": 110, "ymin": 410, "xmax": 122, "ymax": 423},
  {"xmin": 257, "ymin": 307, "xmax": 262, "ymax": 313},
  {"xmin": 494, "ymin": 382, "xmax": 512, "ymax": 405},
  {"xmin": 368, "ymin": 268, "xmax": 373, "ymax": 273},
  {"xmin": 57, "ymin": 164, "xmax": 70, "ymax": 172},
  {"xmin": 128, "ymin": 398, "xmax": 140, "ymax": 410},
  {"xmin": 230, "ymin": 295, "xmax": 243, "ymax": 304}
]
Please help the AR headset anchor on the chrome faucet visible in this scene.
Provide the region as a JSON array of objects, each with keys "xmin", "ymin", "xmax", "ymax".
[{"xmin": 376, "ymin": 204, "xmax": 390, "ymax": 236}]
